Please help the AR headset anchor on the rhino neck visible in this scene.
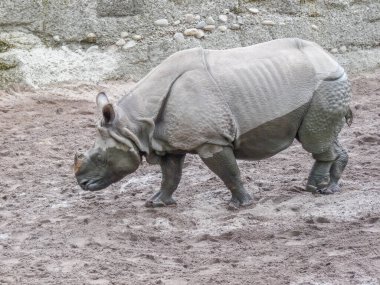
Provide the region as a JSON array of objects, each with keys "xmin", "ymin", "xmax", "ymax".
[{"xmin": 116, "ymin": 47, "xmax": 205, "ymax": 155}]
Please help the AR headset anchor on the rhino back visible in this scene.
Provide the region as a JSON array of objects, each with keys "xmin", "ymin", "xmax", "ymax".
[{"xmin": 204, "ymin": 38, "xmax": 340, "ymax": 137}]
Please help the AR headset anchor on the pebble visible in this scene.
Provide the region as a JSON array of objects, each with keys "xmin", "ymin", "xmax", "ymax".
[
  {"xmin": 230, "ymin": 23, "xmax": 240, "ymax": 30},
  {"xmin": 311, "ymin": 24, "xmax": 319, "ymax": 31},
  {"xmin": 185, "ymin": 14, "xmax": 195, "ymax": 23},
  {"xmin": 86, "ymin": 45, "xmax": 99, "ymax": 53},
  {"xmin": 218, "ymin": 25, "xmax": 228, "ymax": 32},
  {"xmin": 121, "ymin": 32, "xmax": 129, "ymax": 38},
  {"xmin": 132, "ymin": 34, "xmax": 142, "ymax": 41},
  {"xmin": 330, "ymin": 48, "xmax": 338, "ymax": 54},
  {"xmin": 154, "ymin": 218, "xmax": 172, "ymax": 229},
  {"xmin": 203, "ymin": 25, "xmax": 216, "ymax": 31},
  {"xmin": 196, "ymin": 21, "xmax": 206, "ymax": 29},
  {"xmin": 53, "ymin": 35, "xmax": 61, "ymax": 42},
  {"xmin": 106, "ymin": 45, "xmax": 119, "ymax": 52},
  {"xmin": 61, "ymin": 45, "xmax": 71, "ymax": 53},
  {"xmin": 262, "ymin": 20, "xmax": 276, "ymax": 26},
  {"xmin": 248, "ymin": 8, "xmax": 259, "ymax": 14},
  {"xmin": 122, "ymin": 40, "xmax": 136, "ymax": 50},
  {"xmin": 223, "ymin": 9, "xmax": 230, "ymax": 14},
  {"xmin": 75, "ymin": 48, "xmax": 85, "ymax": 55},
  {"xmin": 154, "ymin": 18, "xmax": 169, "ymax": 27},
  {"xmin": 183, "ymin": 28, "xmax": 204, "ymax": 39},
  {"xmin": 86, "ymin": 33, "xmax": 97, "ymax": 43},
  {"xmin": 195, "ymin": 29, "xmax": 205, "ymax": 39},
  {"xmin": 184, "ymin": 28, "xmax": 198, "ymax": 36},
  {"xmin": 172, "ymin": 20, "xmax": 181, "ymax": 26},
  {"xmin": 237, "ymin": 16, "xmax": 244, "ymax": 25},
  {"xmin": 194, "ymin": 15, "xmax": 201, "ymax": 21},
  {"xmin": 340, "ymin": 46, "xmax": 347, "ymax": 53},
  {"xmin": 173, "ymin": 32, "xmax": 185, "ymax": 43},
  {"xmin": 115, "ymin": 39, "xmax": 126, "ymax": 46},
  {"xmin": 219, "ymin": 15, "xmax": 228, "ymax": 23},
  {"xmin": 206, "ymin": 16, "xmax": 215, "ymax": 25}
]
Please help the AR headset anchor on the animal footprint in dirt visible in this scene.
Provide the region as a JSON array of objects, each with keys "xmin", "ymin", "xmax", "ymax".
[{"xmin": 356, "ymin": 134, "xmax": 380, "ymax": 145}]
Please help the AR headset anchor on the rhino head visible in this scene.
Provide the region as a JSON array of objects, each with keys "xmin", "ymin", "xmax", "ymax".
[{"xmin": 74, "ymin": 92, "xmax": 141, "ymax": 191}]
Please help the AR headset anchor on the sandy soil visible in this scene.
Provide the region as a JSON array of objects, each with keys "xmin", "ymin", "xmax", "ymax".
[{"xmin": 0, "ymin": 71, "xmax": 379, "ymax": 285}]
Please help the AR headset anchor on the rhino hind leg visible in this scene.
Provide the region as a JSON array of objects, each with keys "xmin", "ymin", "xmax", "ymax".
[
  {"xmin": 305, "ymin": 146, "xmax": 335, "ymax": 194},
  {"xmin": 200, "ymin": 146, "xmax": 253, "ymax": 210},
  {"xmin": 305, "ymin": 141, "xmax": 348, "ymax": 194},
  {"xmin": 326, "ymin": 141, "xmax": 348, "ymax": 193},
  {"xmin": 299, "ymin": 74, "xmax": 351, "ymax": 194},
  {"xmin": 145, "ymin": 154, "xmax": 185, "ymax": 208}
]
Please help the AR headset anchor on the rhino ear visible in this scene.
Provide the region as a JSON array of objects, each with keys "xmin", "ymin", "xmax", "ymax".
[
  {"xmin": 97, "ymin": 92, "xmax": 115, "ymax": 124},
  {"xmin": 97, "ymin": 92, "xmax": 109, "ymax": 109}
]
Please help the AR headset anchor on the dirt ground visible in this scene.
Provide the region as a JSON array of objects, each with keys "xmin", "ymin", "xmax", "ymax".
[{"xmin": 0, "ymin": 70, "xmax": 379, "ymax": 285}]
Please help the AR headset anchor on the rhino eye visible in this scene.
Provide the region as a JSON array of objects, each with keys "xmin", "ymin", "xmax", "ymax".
[{"xmin": 93, "ymin": 153, "xmax": 107, "ymax": 165}]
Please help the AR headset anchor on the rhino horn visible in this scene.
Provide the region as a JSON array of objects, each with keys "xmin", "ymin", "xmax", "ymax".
[
  {"xmin": 97, "ymin": 92, "xmax": 115, "ymax": 124},
  {"xmin": 74, "ymin": 152, "xmax": 85, "ymax": 174}
]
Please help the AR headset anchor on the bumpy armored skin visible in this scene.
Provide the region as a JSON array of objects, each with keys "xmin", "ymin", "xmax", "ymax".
[{"xmin": 75, "ymin": 38, "xmax": 352, "ymax": 208}]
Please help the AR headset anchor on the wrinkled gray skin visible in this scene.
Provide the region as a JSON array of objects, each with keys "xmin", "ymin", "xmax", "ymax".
[{"xmin": 75, "ymin": 38, "xmax": 352, "ymax": 210}]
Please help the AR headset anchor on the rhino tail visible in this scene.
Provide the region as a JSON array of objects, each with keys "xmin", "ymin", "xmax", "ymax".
[{"xmin": 345, "ymin": 107, "xmax": 353, "ymax": 127}]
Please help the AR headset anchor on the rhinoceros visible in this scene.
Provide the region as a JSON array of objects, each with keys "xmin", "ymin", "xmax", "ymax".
[{"xmin": 74, "ymin": 38, "xmax": 352, "ymax": 209}]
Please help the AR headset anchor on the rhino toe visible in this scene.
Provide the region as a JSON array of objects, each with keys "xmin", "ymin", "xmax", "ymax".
[
  {"xmin": 145, "ymin": 192, "xmax": 177, "ymax": 208},
  {"xmin": 227, "ymin": 195, "xmax": 254, "ymax": 211},
  {"xmin": 316, "ymin": 183, "xmax": 341, "ymax": 195}
]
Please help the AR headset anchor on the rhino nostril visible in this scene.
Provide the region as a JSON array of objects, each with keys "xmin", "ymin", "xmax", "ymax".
[
  {"xmin": 75, "ymin": 153, "xmax": 85, "ymax": 160},
  {"xmin": 80, "ymin": 180, "xmax": 89, "ymax": 189}
]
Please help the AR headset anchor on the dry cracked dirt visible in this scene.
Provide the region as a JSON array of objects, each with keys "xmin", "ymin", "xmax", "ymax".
[{"xmin": 0, "ymin": 70, "xmax": 379, "ymax": 285}]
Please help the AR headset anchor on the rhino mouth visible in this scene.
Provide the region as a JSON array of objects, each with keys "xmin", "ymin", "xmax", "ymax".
[{"xmin": 78, "ymin": 178, "xmax": 111, "ymax": 191}]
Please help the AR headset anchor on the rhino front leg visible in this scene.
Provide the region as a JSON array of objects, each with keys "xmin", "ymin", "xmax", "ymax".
[
  {"xmin": 200, "ymin": 146, "xmax": 253, "ymax": 210},
  {"xmin": 145, "ymin": 154, "xmax": 185, "ymax": 208}
]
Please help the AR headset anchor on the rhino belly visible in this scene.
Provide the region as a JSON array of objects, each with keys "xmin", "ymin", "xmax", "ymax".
[{"xmin": 234, "ymin": 103, "xmax": 308, "ymax": 160}]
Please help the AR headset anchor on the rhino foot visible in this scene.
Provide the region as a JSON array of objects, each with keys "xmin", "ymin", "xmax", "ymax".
[
  {"xmin": 316, "ymin": 183, "xmax": 341, "ymax": 195},
  {"xmin": 305, "ymin": 185, "xmax": 317, "ymax": 193},
  {"xmin": 306, "ymin": 183, "xmax": 340, "ymax": 195},
  {"xmin": 227, "ymin": 195, "xmax": 254, "ymax": 211},
  {"xmin": 145, "ymin": 192, "xmax": 177, "ymax": 208}
]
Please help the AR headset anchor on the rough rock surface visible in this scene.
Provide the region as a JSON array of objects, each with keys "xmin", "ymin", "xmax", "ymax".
[{"xmin": 0, "ymin": 0, "xmax": 379, "ymax": 88}]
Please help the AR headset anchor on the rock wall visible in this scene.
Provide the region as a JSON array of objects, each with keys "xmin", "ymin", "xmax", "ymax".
[{"xmin": 0, "ymin": 0, "xmax": 379, "ymax": 88}]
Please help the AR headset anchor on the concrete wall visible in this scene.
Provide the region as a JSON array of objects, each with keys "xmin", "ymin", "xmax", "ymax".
[{"xmin": 0, "ymin": 0, "xmax": 379, "ymax": 88}]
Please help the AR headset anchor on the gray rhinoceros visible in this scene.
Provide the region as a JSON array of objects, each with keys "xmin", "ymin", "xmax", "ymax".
[{"xmin": 74, "ymin": 38, "xmax": 352, "ymax": 209}]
